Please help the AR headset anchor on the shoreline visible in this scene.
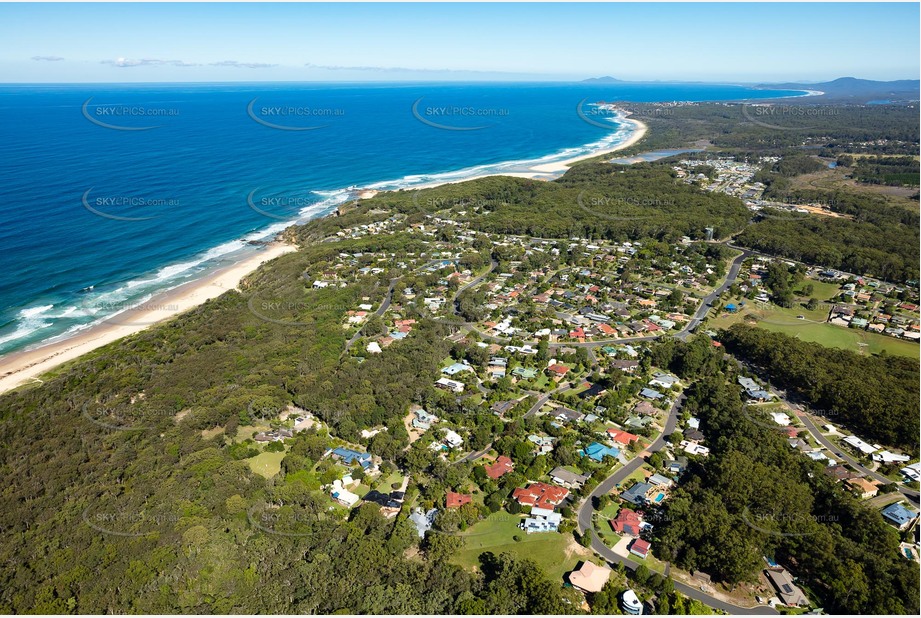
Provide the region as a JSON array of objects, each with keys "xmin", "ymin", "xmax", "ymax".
[
  {"xmin": 0, "ymin": 242, "xmax": 296, "ymax": 396},
  {"xmin": 0, "ymin": 116, "xmax": 648, "ymax": 396},
  {"xmin": 412, "ymin": 115, "xmax": 648, "ymax": 190}
]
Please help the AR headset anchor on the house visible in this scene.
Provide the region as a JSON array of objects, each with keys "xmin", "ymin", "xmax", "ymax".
[
  {"xmin": 845, "ymin": 476, "xmax": 879, "ymax": 498},
  {"xmin": 413, "ymin": 409, "xmax": 438, "ymax": 430},
  {"xmin": 485, "ymin": 455, "xmax": 515, "ymax": 480},
  {"xmin": 528, "ymin": 434, "xmax": 555, "ymax": 455},
  {"xmin": 633, "ymin": 401, "xmax": 658, "ymax": 416},
  {"xmin": 680, "ymin": 440, "xmax": 710, "ymax": 456},
  {"xmin": 583, "ymin": 442, "xmax": 620, "ymax": 462},
  {"xmin": 331, "ymin": 447, "xmax": 374, "ymax": 470},
  {"xmin": 330, "ymin": 479, "xmax": 360, "ymax": 507},
  {"xmin": 547, "ymin": 364, "xmax": 571, "ymax": 379},
  {"xmin": 648, "ymin": 473, "xmax": 674, "ymax": 488},
  {"xmin": 738, "ymin": 376, "xmax": 772, "ymax": 401},
  {"xmin": 442, "ymin": 362, "xmax": 473, "ymax": 376},
  {"xmin": 900, "ymin": 462, "xmax": 921, "ymax": 483},
  {"xmin": 621, "ymin": 589, "xmax": 643, "ymax": 615},
  {"xmin": 446, "ymin": 492, "xmax": 472, "ymax": 509},
  {"xmin": 442, "ymin": 429, "xmax": 464, "ymax": 449},
  {"xmin": 366, "ymin": 341, "xmax": 382, "ymax": 354},
  {"xmin": 364, "ymin": 489, "xmax": 404, "ymax": 512},
  {"xmin": 609, "ymin": 359, "xmax": 640, "ymax": 373},
  {"xmin": 555, "ymin": 407, "xmax": 585, "ymax": 423},
  {"xmin": 568, "ymin": 561, "xmax": 612, "ymax": 594},
  {"xmin": 824, "ymin": 464, "xmax": 859, "ymax": 482},
  {"xmin": 770, "ymin": 411, "xmax": 791, "ymax": 426},
  {"xmin": 640, "ymin": 388, "xmax": 664, "ymax": 400},
  {"xmin": 665, "ymin": 456, "xmax": 688, "ymax": 475},
  {"xmin": 649, "ymin": 373, "xmax": 679, "ymax": 389},
  {"xmin": 409, "ymin": 507, "xmax": 438, "ymax": 538},
  {"xmin": 611, "ymin": 507, "xmax": 642, "ymax": 536},
  {"xmin": 512, "ymin": 482, "xmax": 570, "ymax": 510},
  {"xmin": 765, "ymin": 567, "xmax": 809, "ymax": 607},
  {"xmin": 435, "ymin": 377, "xmax": 465, "ymax": 393},
  {"xmin": 550, "ymin": 466, "xmax": 590, "ymax": 489},
  {"xmin": 621, "ymin": 482, "xmax": 653, "ymax": 506},
  {"xmin": 629, "ymin": 538, "xmax": 651, "ymax": 559},
  {"xmin": 872, "ymin": 450, "xmax": 910, "ymax": 464},
  {"xmin": 842, "ymin": 435, "xmax": 878, "ymax": 456},
  {"xmin": 490, "ymin": 400, "xmax": 517, "ymax": 416},
  {"xmin": 520, "ymin": 507, "xmax": 562, "ymax": 533},
  {"xmin": 607, "ymin": 428, "xmax": 640, "ymax": 446},
  {"xmin": 881, "ymin": 502, "xmax": 919, "ymax": 530},
  {"xmin": 511, "ymin": 366, "xmax": 538, "ymax": 380}
]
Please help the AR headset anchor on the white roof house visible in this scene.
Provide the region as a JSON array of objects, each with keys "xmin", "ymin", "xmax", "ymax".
[
  {"xmin": 442, "ymin": 429, "xmax": 463, "ymax": 449},
  {"xmin": 872, "ymin": 450, "xmax": 910, "ymax": 464},
  {"xmin": 842, "ymin": 435, "xmax": 878, "ymax": 456}
]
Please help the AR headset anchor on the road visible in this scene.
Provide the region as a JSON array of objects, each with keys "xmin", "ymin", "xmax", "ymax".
[
  {"xmin": 677, "ymin": 249, "xmax": 752, "ymax": 340},
  {"xmin": 731, "ymin": 356, "xmax": 919, "ymax": 504},
  {"xmin": 575, "ymin": 392, "xmax": 778, "ymax": 615},
  {"xmin": 342, "ymin": 276, "xmax": 401, "ymax": 353},
  {"xmin": 797, "ymin": 410, "xmax": 919, "ymax": 503}
]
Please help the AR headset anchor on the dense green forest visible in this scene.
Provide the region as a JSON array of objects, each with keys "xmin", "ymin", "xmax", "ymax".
[
  {"xmin": 734, "ymin": 213, "xmax": 918, "ymax": 283},
  {"xmin": 346, "ymin": 163, "xmax": 752, "ymax": 242},
  {"xmin": 840, "ymin": 155, "xmax": 921, "ymax": 187},
  {"xmin": 651, "ymin": 371, "xmax": 919, "ymax": 614},
  {"xmin": 719, "ymin": 324, "xmax": 920, "ymax": 452},
  {"xmin": 618, "ymin": 103, "xmax": 919, "ymax": 157}
]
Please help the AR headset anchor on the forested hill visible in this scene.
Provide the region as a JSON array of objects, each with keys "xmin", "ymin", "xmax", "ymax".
[{"xmin": 720, "ymin": 324, "xmax": 920, "ymax": 452}]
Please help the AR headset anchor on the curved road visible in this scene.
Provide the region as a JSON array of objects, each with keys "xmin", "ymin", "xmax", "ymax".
[{"xmin": 575, "ymin": 392, "xmax": 779, "ymax": 615}]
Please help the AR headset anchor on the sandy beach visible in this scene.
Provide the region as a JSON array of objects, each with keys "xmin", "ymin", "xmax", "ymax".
[
  {"xmin": 0, "ymin": 242, "xmax": 296, "ymax": 396},
  {"xmin": 413, "ymin": 116, "xmax": 648, "ymax": 190},
  {"xmin": 0, "ymin": 118, "xmax": 648, "ymax": 396}
]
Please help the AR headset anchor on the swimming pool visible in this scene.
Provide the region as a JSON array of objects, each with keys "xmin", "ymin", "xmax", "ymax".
[{"xmin": 654, "ymin": 493, "xmax": 665, "ymax": 503}]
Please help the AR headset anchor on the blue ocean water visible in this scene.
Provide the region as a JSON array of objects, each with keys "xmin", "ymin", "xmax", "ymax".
[{"xmin": 0, "ymin": 82, "xmax": 806, "ymax": 354}]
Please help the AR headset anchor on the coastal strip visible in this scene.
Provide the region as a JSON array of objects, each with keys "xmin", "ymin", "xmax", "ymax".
[
  {"xmin": 0, "ymin": 242, "xmax": 296, "ymax": 396},
  {"xmin": 0, "ymin": 116, "xmax": 648, "ymax": 396}
]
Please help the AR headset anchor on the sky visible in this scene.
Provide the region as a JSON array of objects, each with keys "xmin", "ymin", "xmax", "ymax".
[{"xmin": 1, "ymin": 2, "xmax": 918, "ymax": 83}]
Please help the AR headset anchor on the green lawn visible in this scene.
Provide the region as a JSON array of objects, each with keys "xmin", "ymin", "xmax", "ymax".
[
  {"xmin": 246, "ymin": 449, "xmax": 286, "ymax": 478},
  {"xmin": 450, "ymin": 510, "xmax": 585, "ymax": 581},
  {"xmin": 709, "ymin": 298, "xmax": 919, "ymax": 359}
]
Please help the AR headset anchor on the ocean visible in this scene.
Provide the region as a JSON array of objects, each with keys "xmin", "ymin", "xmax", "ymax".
[{"xmin": 0, "ymin": 82, "xmax": 806, "ymax": 354}]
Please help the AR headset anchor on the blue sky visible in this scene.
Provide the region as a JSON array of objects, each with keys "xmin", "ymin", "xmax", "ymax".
[{"xmin": 1, "ymin": 2, "xmax": 918, "ymax": 83}]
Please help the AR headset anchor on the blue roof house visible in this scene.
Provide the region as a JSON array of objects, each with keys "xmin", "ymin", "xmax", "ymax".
[
  {"xmin": 882, "ymin": 502, "xmax": 919, "ymax": 530},
  {"xmin": 582, "ymin": 442, "xmax": 621, "ymax": 462}
]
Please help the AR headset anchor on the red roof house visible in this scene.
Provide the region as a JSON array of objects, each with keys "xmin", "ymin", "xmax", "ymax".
[
  {"xmin": 446, "ymin": 492, "xmax": 472, "ymax": 509},
  {"xmin": 512, "ymin": 482, "xmax": 569, "ymax": 510},
  {"xmin": 485, "ymin": 455, "xmax": 514, "ymax": 480},
  {"xmin": 629, "ymin": 538, "xmax": 651, "ymax": 558},
  {"xmin": 607, "ymin": 429, "xmax": 640, "ymax": 446},
  {"xmin": 611, "ymin": 508, "xmax": 642, "ymax": 536},
  {"xmin": 547, "ymin": 364, "xmax": 570, "ymax": 378}
]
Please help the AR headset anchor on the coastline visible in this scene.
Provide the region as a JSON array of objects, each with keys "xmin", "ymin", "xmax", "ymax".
[
  {"xmin": 0, "ymin": 117, "xmax": 648, "ymax": 396},
  {"xmin": 411, "ymin": 116, "xmax": 648, "ymax": 190},
  {"xmin": 0, "ymin": 242, "xmax": 296, "ymax": 396}
]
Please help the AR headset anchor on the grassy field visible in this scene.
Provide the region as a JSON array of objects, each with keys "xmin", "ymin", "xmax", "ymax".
[
  {"xmin": 708, "ymin": 298, "xmax": 920, "ymax": 359},
  {"xmin": 450, "ymin": 510, "xmax": 590, "ymax": 581},
  {"xmin": 246, "ymin": 449, "xmax": 286, "ymax": 478}
]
